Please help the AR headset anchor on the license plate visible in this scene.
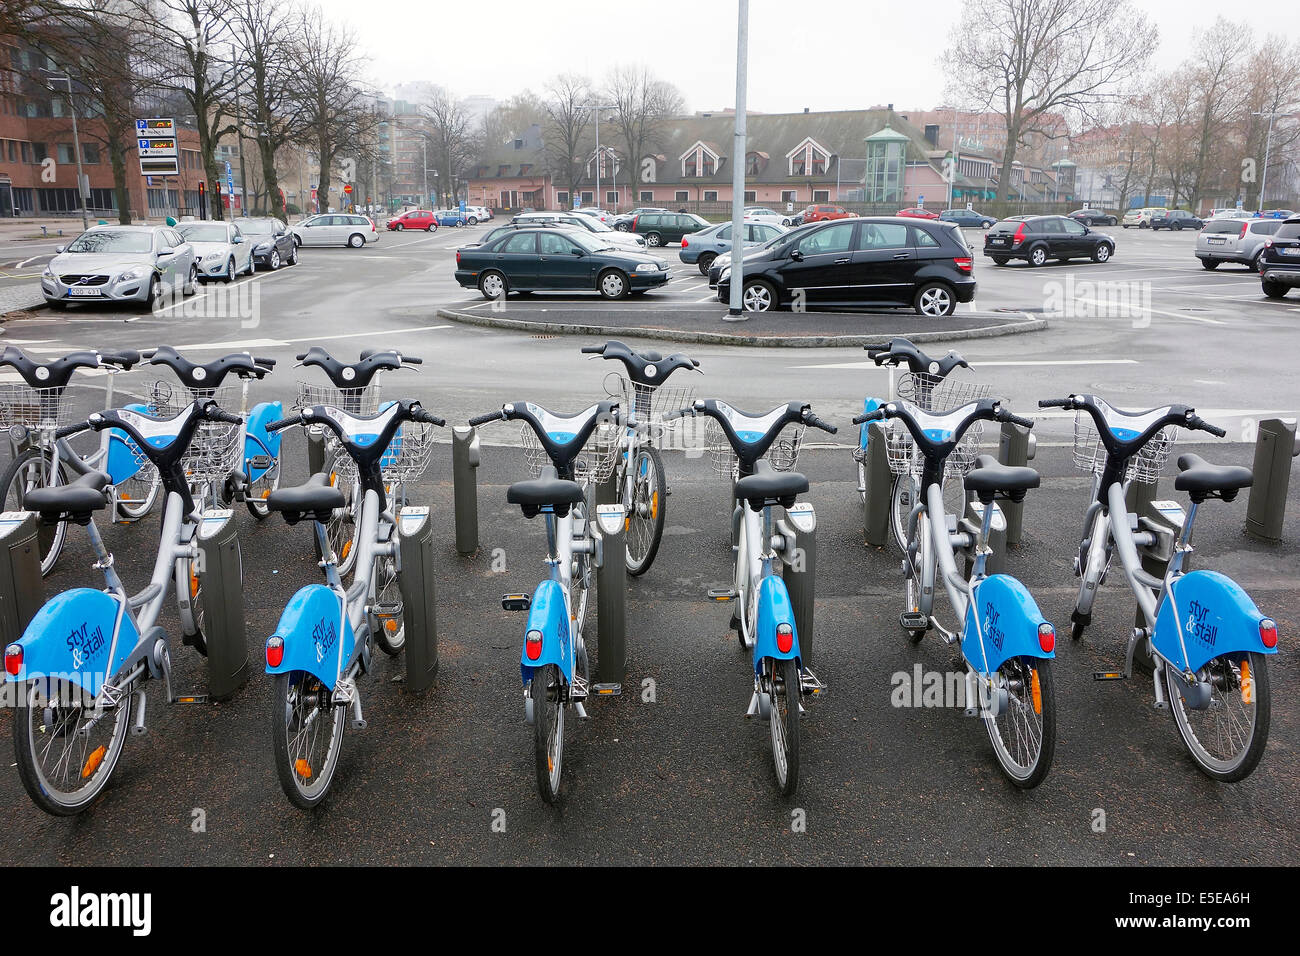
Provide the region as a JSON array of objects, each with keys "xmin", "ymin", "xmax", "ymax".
[
  {"xmin": 990, "ymin": 238, "xmax": 1007, "ymax": 246},
  {"xmin": 1283, "ymin": 247, "xmax": 1300, "ymax": 256},
  {"xmin": 68, "ymin": 287, "xmax": 102, "ymax": 297},
  {"xmin": 1206, "ymin": 237, "xmax": 1226, "ymax": 244}
]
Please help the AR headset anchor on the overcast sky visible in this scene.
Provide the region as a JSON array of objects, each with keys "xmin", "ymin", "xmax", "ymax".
[{"xmin": 313, "ymin": 0, "xmax": 1293, "ymax": 114}]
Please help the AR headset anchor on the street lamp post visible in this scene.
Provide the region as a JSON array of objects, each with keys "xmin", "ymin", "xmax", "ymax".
[
  {"xmin": 45, "ymin": 72, "xmax": 88, "ymax": 230},
  {"xmin": 1253, "ymin": 110, "xmax": 1280, "ymax": 214},
  {"xmin": 579, "ymin": 105, "xmax": 616, "ymax": 209},
  {"xmin": 725, "ymin": 0, "xmax": 749, "ymax": 320}
]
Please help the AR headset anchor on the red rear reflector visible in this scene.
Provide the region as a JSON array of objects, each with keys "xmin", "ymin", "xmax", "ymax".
[
  {"xmin": 456, "ymin": 250, "xmax": 461, "ymax": 265},
  {"xmin": 265, "ymin": 637, "xmax": 284, "ymax": 668},
  {"xmin": 954, "ymin": 256, "xmax": 973, "ymax": 273},
  {"xmin": 1259, "ymin": 619, "xmax": 1278, "ymax": 649},
  {"xmin": 525, "ymin": 629, "xmax": 543, "ymax": 661},
  {"xmin": 1038, "ymin": 623, "xmax": 1056, "ymax": 653},
  {"xmin": 776, "ymin": 623, "xmax": 794, "ymax": 654},
  {"xmin": 4, "ymin": 644, "xmax": 22, "ymax": 676}
]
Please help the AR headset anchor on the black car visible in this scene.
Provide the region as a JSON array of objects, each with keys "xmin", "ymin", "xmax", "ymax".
[
  {"xmin": 454, "ymin": 227, "xmax": 669, "ymax": 300},
  {"xmin": 1150, "ymin": 209, "xmax": 1204, "ymax": 231},
  {"xmin": 984, "ymin": 215, "xmax": 1115, "ymax": 266},
  {"xmin": 1259, "ymin": 217, "xmax": 1300, "ymax": 299},
  {"xmin": 715, "ymin": 217, "xmax": 976, "ymax": 316},
  {"xmin": 940, "ymin": 208, "xmax": 997, "ymax": 228},
  {"xmin": 1068, "ymin": 208, "xmax": 1118, "ymax": 227},
  {"xmin": 236, "ymin": 217, "xmax": 297, "ymax": 269}
]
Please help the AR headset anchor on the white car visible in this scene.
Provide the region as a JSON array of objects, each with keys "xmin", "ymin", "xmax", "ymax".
[
  {"xmin": 291, "ymin": 213, "xmax": 380, "ymax": 248},
  {"xmin": 177, "ymin": 220, "xmax": 254, "ymax": 282},
  {"xmin": 744, "ymin": 209, "xmax": 800, "ymax": 228},
  {"xmin": 512, "ymin": 211, "xmax": 647, "ymax": 251},
  {"xmin": 465, "ymin": 205, "xmax": 492, "ymax": 225},
  {"xmin": 1121, "ymin": 207, "xmax": 1166, "ymax": 229},
  {"xmin": 573, "ymin": 207, "xmax": 614, "ymax": 224},
  {"xmin": 41, "ymin": 224, "xmax": 198, "ymax": 310}
]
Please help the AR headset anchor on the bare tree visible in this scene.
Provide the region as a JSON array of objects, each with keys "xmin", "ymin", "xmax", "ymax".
[
  {"xmin": 1184, "ymin": 19, "xmax": 1252, "ymax": 210},
  {"xmin": 606, "ymin": 66, "xmax": 684, "ymax": 198},
  {"xmin": 1239, "ymin": 34, "xmax": 1300, "ymax": 209},
  {"xmin": 480, "ymin": 91, "xmax": 545, "ymax": 149},
  {"xmin": 422, "ymin": 87, "xmax": 474, "ymax": 207},
  {"xmin": 946, "ymin": 0, "xmax": 1157, "ymax": 195},
  {"xmin": 541, "ymin": 74, "xmax": 591, "ymax": 207}
]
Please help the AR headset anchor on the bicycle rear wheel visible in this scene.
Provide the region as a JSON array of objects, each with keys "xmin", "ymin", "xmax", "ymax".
[
  {"xmin": 371, "ymin": 555, "xmax": 405, "ymax": 656},
  {"xmin": 316, "ymin": 451, "xmax": 359, "ymax": 576},
  {"xmin": 245, "ymin": 454, "xmax": 281, "ymax": 520},
  {"xmin": 768, "ymin": 657, "xmax": 800, "ymax": 796},
  {"xmin": 625, "ymin": 446, "xmax": 666, "ymax": 576},
  {"xmin": 271, "ymin": 671, "xmax": 346, "ymax": 809},
  {"xmin": 0, "ymin": 448, "xmax": 68, "ymax": 575},
  {"xmin": 531, "ymin": 663, "xmax": 565, "ymax": 803},
  {"xmin": 13, "ymin": 677, "xmax": 131, "ymax": 815},
  {"xmin": 114, "ymin": 466, "xmax": 161, "ymax": 521},
  {"xmin": 983, "ymin": 657, "xmax": 1056, "ymax": 789},
  {"xmin": 1167, "ymin": 651, "xmax": 1270, "ymax": 782}
]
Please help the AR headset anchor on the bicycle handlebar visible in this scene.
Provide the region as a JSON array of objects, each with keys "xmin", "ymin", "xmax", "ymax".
[
  {"xmin": 1037, "ymin": 396, "xmax": 1073, "ymax": 409},
  {"xmin": 999, "ymin": 409, "xmax": 1035, "ymax": 430},
  {"xmin": 266, "ymin": 413, "xmax": 301, "ymax": 432},
  {"xmin": 410, "ymin": 406, "xmax": 445, "ymax": 427},
  {"xmin": 803, "ymin": 412, "xmax": 837, "ymax": 434},
  {"xmin": 580, "ymin": 344, "xmax": 603, "ymax": 354},
  {"xmin": 1187, "ymin": 414, "xmax": 1226, "ymax": 438},
  {"xmin": 852, "ymin": 409, "xmax": 887, "ymax": 426},
  {"xmin": 98, "ymin": 349, "xmax": 140, "ymax": 370},
  {"xmin": 468, "ymin": 410, "xmax": 506, "ymax": 427},
  {"xmin": 55, "ymin": 420, "xmax": 93, "ymax": 439}
]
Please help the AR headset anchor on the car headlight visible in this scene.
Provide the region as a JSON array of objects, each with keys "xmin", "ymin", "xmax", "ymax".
[
  {"xmin": 636, "ymin": 262, "xmax": 660, "ymax": 271},
  {"xmin": 204, "ymin": 251, "xmax": 225, "ymax": 261},
  {"xmin": 116, "ymin": 266, "xmax": 149, "ymax": 281},
  {"xmin": 42, "ymin": 267, "xmax": 54, "ymax": 279},
  {"xmin": 253, "ymin": 242, "xmax": 272, "ymax": 253},
  {"xmin": 719, "ymin": 267, "xmax": 731, "ymax": 282}
]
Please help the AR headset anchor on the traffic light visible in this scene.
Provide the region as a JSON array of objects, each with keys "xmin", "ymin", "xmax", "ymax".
[{"xmin": 198, "ymin": 180, "xmax": 206, "ymax": 218}]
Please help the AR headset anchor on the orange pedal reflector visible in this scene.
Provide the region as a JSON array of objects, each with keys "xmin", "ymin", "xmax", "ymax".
[
  {"xmin": 82, "ymin": 745, "xmax": 107, "ymax": 779},
  {"xmin": 341, "ymin": 540, "xmax": 352, "ymax": 560},
  {"xmin": 651, "ymin": 491, "xmax": 659, "ymax": 520},
  {"xmin": 1240, "ymin": 659, "xmax": 1253, "ymax": 705},
  {"xmin": 1031, "ymin": 668, "xmax": 1042, "ymax": 715},
  {"xmin": 261, "ymin": 490, "xmax": 271, "ymax": 499},
  {"xmin": 294, "ymin": 758, "xmax": 313, "ymax": 779},
  {"xmin": 384, "ymin": 618, "xmax": 398, "ymax": 633}
]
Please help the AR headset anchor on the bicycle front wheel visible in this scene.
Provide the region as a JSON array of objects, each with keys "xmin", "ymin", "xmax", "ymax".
[
  {"xmin": 890, "ymin": 473, "xmax": 917, "ymax": 553},
  {"xmin": 316, "ymin": 452, "xmax": 359, "ymax": 576},
  {"xmin": 531, "ymin": 663, "xmax": 565, "ymax": 803},
  {"xmin": 271, "ymin": 671, "xmax": 346, "ymax": 809},
  {"xmin": 769, "ymin": 657, "xmax": 800, "ymax": 796},
  {"xmin": 0, "ymin": 447, "xmax": 68, "ymax": 575},
  {"xmin": 114, "ymin": 465, "xmax": 161, "ymax": 521},
  {"xmin": 13, "ymin": 677, "xmax": 131, "ymax": 815},
  {"xmin": 983, "ymin": 657, "xmax": 1056, "ymax": 789},
  {"xmin": 371, "ymin": 555, "xmax": 405, "ymax": 656},
  {"xmin": 1167, "ymin": 651, "xmax": 1270, "ymax": 782},
  {"xmin": 245, "ymin": 454, "xmax": 281, "ymax": 520},
  {"xmin": 625, "ymin": 445, "xmax": 666, "ymax": 576}
]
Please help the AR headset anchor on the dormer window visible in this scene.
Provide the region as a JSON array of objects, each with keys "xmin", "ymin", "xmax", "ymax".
[
  {"xmin": 786, "ymin": 137, "xmax": 830, "ymax": 177},
  {"xmin": 680, "ymin": 141, "xmax": 720, "ymax": 178},
  {"xmin": 684, "ymin": 155, "xmax": 697, "ymax": 178},
  {"xmin": 746, "ymin": 153, "xmax": 761, "ymax": 175},
  {"xmin": 585, "ymin": 149, "xmax": 619, "ymax": 179}
]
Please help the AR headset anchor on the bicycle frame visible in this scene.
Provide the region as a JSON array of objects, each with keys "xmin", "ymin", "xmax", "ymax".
[
  {"xmin": 735, "ymin": 501, "xmax": 803, "ymax": 673},
  {"xmin": 520, "ymin": 504, "xmax": 584, "ymax": 691}
]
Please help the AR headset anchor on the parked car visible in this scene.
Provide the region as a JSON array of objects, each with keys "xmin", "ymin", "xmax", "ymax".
[
  {"xmin": 628, "ymin": 210, "xmax": 711, "ymax": 247},
  {"xmin": 386, "ymin": 209, "xmax": 438, "ymax": 232},
  {"xmin": 1068, "ymin": 208, "xmax": 1118, "ymax": 227},
  {"xmin": 465, "ymin": 205, "xmax": 493, "ymax": 224},
  {"xmin": 1122, "ymin": 207, "xmax": 1166, "ymax": 228},
  {"xmin": 897, "ymin": 207, "xmax": 940, "ymax": 220},
  {"xmin": 513, "ymin": 211, "xmax": 646, "ymax": 251},
  {"xmin": 292, "ymin": 213, "xmax": 380, "ymax": 248},
  {"xmin": 939, "ymin": 208, "xmax": 996, "ymax": 228},
  {"xmin": 1195, "ymin": 217, "xmax": 1282, "ymax": 271},
  {"xmin": 744, "ymin": 208, "xmax": 802, "ymax": 228},
  {"xmin": 572, "ymin": 207, "xmax": 614, "ymax": 224},
  {"xmin": 1149, "ymin": 209, "xmax": 1204, "ymax": 231},
  {"xmin": 178, "ymin": 220, "xmax": 254, "ymax": 281},
  {"xmin": 679, "ymin": 220, "xmax": 787, "ymax": 275},
  {"xmin": 454, "ymin": 227, "xmax": 670, "ymax": 300},
  {"xmin": 41, "ymin": 224, "xmax": 197, "ymax": 310},
  {"xmin": 1207, "ymin": 208, "xmax": 1241, "ymax": 220},
  {"xmin": 715, "ymin": 216, "xmax": 975, "ymax": 316},
  {"xmin": 707, "ymin": 223, "xmax": 818, "ymax": 288},
  {"xmin": 984, "ymin": 214, "xmax": 1115, "ymax": 266},
  {"xmin": 801, "ymin": 203, "xmax": 854, "ymax": 222},
  {"xmin": 237, "ymin": 216, "xmax": 297, "ymax": 270},
  {"xmin": 612, "ymin": 207, "xmax": 667, "ymax": 230},
  {"xmin": 1259, "ymin": 217, "xmax": 1300, "ymax": 299},
  {"xmin": 432, "ymin": 209, "xmax": 467, "ymax": 227},
  {"xmin": 1258, "ymin": 208, "xmax": 1296, "ymax": 220}
]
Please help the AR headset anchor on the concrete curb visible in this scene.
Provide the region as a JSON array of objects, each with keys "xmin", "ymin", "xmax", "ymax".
[{"xmin": 436, "ymin": 307, "xmax": 1048, "ymax": 347}]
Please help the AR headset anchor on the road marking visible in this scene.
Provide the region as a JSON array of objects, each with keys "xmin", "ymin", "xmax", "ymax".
[
  {"xmin": 167, "ymin": 337, "xmax": 287, "ymax": 350},
  {"xmin": 792, "ymin": 359, "xmax": 1139, "ymax": 370},
  {"xmin": 284, "ymin": 324, "xmax": 450, "ymax": 343},
  {"xmin": 16, "ymin": 255, "xmax": 45, "ymax": 268}
]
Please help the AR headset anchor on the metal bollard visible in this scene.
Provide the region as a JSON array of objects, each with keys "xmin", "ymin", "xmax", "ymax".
[
  {"xmin": 997, "ymin": 421, "xmax": 1036, "ymax": 547},
  {"xmin": 1245, "ymin": 418, "xmax": 1298, "ymax": 542},
  {"xmin": 196, "ymin": 509, "xmax": 249, "ymax": 702},
  {"xmin": 306, "ymin": 426, "xmax": 327, "ymax": 477},
  {"xmin": 451, "ymin": 426, "xmax": 481, "ymax": 555},
  {"xmin": 592, "ymin": 502, "xmax": 627, "ymax": 695},
  {"xmin": 0, "ymin": 512, "xmax": 44, "ymax": 646},
  {"xmin": 397, "ymin": 506, "xmax": 439, "ymax": 692},
  {"xmin": 776, "ymin": 502, "xmax": 817, "ymax": 666},
  {"xmin": 862, "ymin": 422, "xmax": 892, "ymax": 548}
]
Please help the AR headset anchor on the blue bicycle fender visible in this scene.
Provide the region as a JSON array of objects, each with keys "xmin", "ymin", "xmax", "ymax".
[
  {"xmin": 1152, "ymin": 570, "xmax": 1278, "ymax": 673},
  {"xmin": 753, "ymin": 575, "xmax": 800, "ymax": 674},
  {"xmin": 962, "ymin": 575, "xmax": 1055, "ymax": 676},
  {"xmin": 244, "ymin": 401, "xmax": 283, "ymax": 482},
  {"xmin": 859, "ymin": 396, "xmax": 884, "ymax": 450},
  {"xmin": 6, "ymin": 589, "xmax": 137, "ymax": 698},
  {"xmin": 266, "ymin": 584, "xmax": 355, "ymax": 687},
  {"xmin": 519, "ymin": 579, "xmax": 572, "ymax": 685},
  {"xmin": 104, "ymin": 402, "xmax": 151, "ymax": 485}
]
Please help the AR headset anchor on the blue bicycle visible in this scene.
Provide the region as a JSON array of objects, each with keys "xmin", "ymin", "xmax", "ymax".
[{"xmin": 856, "ymin": 397, "xmax": 1058, "ymax": 788}]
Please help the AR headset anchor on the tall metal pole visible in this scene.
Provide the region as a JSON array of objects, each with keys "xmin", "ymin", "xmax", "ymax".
[
  {"xmin": 1254, "ymin": 110, "xmax": 1276, "ymax": 214},
  {"xmin": 594, "ymin": 111, "xmax": 601, "ymax": 208},
  {"xmin": 725, "ymin": 0, "xmax": 749, "ymax": 320},
  {"xmin": 422, "ymin": 137, "xmax": 428, "ymax": 207},
  {"xmin": 57, "ymin": 76, "xmax": 88, "ymax": 231}
]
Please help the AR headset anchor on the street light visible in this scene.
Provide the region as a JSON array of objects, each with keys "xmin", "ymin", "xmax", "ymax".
[
  {"xmin": 1252, "ymin": 110, "xmax": 1282, "ymax": 214},
  {"xmin": 41, "ymin": 70, "xmax": 88, "ymax": 230},
  {"xmin": 579, "ymin": 104, "xmax": 616, "ymax": 209}
]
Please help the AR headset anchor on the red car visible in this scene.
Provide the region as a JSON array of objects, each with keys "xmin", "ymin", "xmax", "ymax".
[
  {"xmin": 386, "ymin": 209, "xmax": 438, "ymax": 232},
  {"xmin": 897, "ymin": 207, "xmax": 940, "ymax": 220},
  {"xmin": 801, "ymin": 204, "xmax": 854, "ymax": 222}
]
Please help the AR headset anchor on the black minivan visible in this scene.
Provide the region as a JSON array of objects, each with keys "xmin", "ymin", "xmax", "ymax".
[
  {"xmin": 715, "ymin": 217, "xmax": 976, "ymax": 316},
  {"xmin": 630, "ymin": 211, "xmax": 711, "ymax": 247}
]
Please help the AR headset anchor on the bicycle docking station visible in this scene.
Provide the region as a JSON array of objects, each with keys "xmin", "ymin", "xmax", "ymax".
[
  {"xmin": 0, "ymin": 511, "xmax": 45, "ymax": 646},
  {"xmin": 996, "ymin": 421, "xmax": 1036, "ymax": 548},
  {"xmin": 1245, "ymin": 417, "xmax": 1297, "ymax": 542},
  {"xmin": 861, "ymin": 422, "xmax": 892, "ymax": 548},
  {"xmin": 452, "ymin": 426, "xmax": 481, "ymax": 555},
  {"xmin": 195, "ymin": 509, "xmax": 250, "ymax": 702},
  {"xmin": 397, "ymin": 505, "xmax": 439, "ymax": 693},
  {"xmin": 591, "ymin": 501, "xmax": 627, "ymax": 695}
]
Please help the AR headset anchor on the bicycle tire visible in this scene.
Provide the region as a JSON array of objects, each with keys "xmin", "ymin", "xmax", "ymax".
[
  {"xmin": 371, "ymin": 555, "xmax": 405, "ymax": 656},
  {"xmin": 1168, "ymin": 651, "xmax": 1270, "ymax": 782},
  {"xmin": 983, "ymin": 657, "xmax": 1056, "ymax": 789},
  {"xmin": 531, "ymin": 663, "xmax": 565, "ymax": 803},
  {"xmin": 245, "ymin": 453, "xmax": 281, "ymax": 520},
  {"xmin": 271, "ymin": 670, "xmax": 346, "ymax": 809},
  {"xmin": 316, "ymin": 450, "xmax": 360, "ymax": 577},
  {"xmin": 0, "ymin": 447, "xmax": 68, "ymax": 575},
  {"xmin": 625, "ymin": 445, "xmax": 666, "ymax": 576},
  {"xmin": 769, "ymin": 657, "xmax": 800, "ymax": 796},
  {"xmin": 114, "ymin": 466, "xmax": 161, "ymax": 521}
]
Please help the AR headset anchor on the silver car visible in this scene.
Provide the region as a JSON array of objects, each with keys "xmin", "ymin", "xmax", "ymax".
[
  {"xmin": 679, "ymin": 220, "xmax": 787, "ymax": 274},
  {"xmin": 178, "ymin": 220, "xmax": 254, "ymax": 282},
  {"xmin": 291, "ymin": 213, "xmax": 379, "ymax": 248},
  {"xmin": 513, "ymin": 211, "xmax": 647, "ymax": 251},
  {"xmin": 1196, "ymin": 217, "xmax": 1282, "ymax": 271},
  {"xmin": 41, "ymin": 224, "xmax": 197, "ymax": 310}
]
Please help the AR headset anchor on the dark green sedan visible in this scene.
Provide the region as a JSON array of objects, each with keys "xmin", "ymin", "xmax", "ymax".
[{"xmin": 455, "ymin": 228, "xmax": 670, "ymax": 300}]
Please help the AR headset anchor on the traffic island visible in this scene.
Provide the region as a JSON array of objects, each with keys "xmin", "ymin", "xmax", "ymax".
[{"xmin": 437, "ymin": 304, "xmax": 1046, "ymax": 347}]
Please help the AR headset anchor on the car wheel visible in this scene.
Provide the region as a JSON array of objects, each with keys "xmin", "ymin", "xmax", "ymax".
[
  {"xmin": 478, "ymin": 270, "xmax": 507, "ymax": 300},
  {"xmin": 698, "ymin": 252, "xmax": 716, "ymax": 275},
  {"xmin": 224, "ymin": 257, "xmax": 236, "ymax": 283},
  {"xmin": 615, "ymin": 222, "xmax": 629, "ymax": 231},
  {"xmin": 430, "ymin": 223, "xmax": 437, "ymax": 233},
  {"xmin": 467, "ymin": 216, "xmax": 478, "ymax": 225},
  {"xmin": 1092, "ymin": 244, "xmax": 1112, "ymax": 263},
  {"xmin": 139, "ymin": 276, "xmax": 162, "ymax": 313},
  {"xmin": 287, "ymin": 243, "xmax": 298, "ymax": 265},
  {"xmin": 184, "ymin": 264, "xmax": 198, "ymax": 295},
  {"xmin": 1108, "ymin": 217, "xmax": 1117, "ymax": 226},
  {"xmin": 741, "ymin": 279, "xmax": 776, "ymax": 313},
  {"xmin": 347, "ymin": 233, "xmax": 365, "ymax": 248},
  {"xmin": 991, "ymin": 256, "xmax": 1010, "ymax": 266},
  {"xmin": 1262, "ymin": 280, "xmax": 1288, "ymax": 299},
  {"xmin": 1251, "ymin": 250, "xmax": 1264, "ymax": 273},
  {"xmin": 598, "ymin": 269, "xmax": 629, "ymax": 300},
  {"xmin": 645, "ymin": 232, "xmax": 662, "ymax": 247},
  {"xmin": 1201, "ymin": 259, "xmax": 1218, "ymax": 270},
  {"xmin": 1028, "ymin": 245, "xmax": 1048, "ymax": 267},
  {"xmin": 268, "ymin": 249, "xmax": 281, "ymax": 270},
  {"xmin": 1122, "ymin": 224, "xmax": 1130, "ymax": 229},
  {"xmin": 914, "ymin": 282, "xmax": 956, "ymax": 317},
  {"xmin": 394, "ymin": 223, "xmax": 404, "ymax": 231},
  {"xmin": 293, "ymin": 235, "xmax": 302, "ymax": 248},
  {"xmin": 1172, "ymin": 222, "xmax": 1183, "ymax": 231},
  {"xmin": 1139, "ymin": 222, "xmax": 1149, "ymax": 229},
  {"xmin": 983, "ymin": 219, "xmax": 995, "ymax": 228}
]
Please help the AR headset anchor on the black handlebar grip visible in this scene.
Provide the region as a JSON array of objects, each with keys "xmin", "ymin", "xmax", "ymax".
[
  {"xmin": 413, "ymin": 409, "xmax": 446, "ymax": 427},
  {"xmin": 1193, "ymin": 417, "xmax": 1227, "ymax": 438},
  {"xmin": 266, "ymin": 415, "xmax": 301, "ymax": 432},
  {"xmin": 1038, "ymin": 397, "xmax": 1071, "ymax": 408},
  {"xmin": 140, "ymin": 348, "xmax": 158, "ymax": 359},
  {"xmin": 580, "ymin": 344, "xmax": 603, "ymax": 354},
  {"xmin": 100, "ymin": 349, "xmax": 141, "ymax": 368},
  {"xmin": 401, "ymin": 356, "xmax": 423, "ymax": 365},
  {"xmin": 805, "ymin": 414, "xmax": 837, "ymax": 434},
  {"xmin": 864, "ymin": 343, "xmax": 889, "ymax": 354},
  {"xmin": 468, "ymin": 411, "xmax": 503, "ymax": 427},
  {"xmin": 1003, "ymin": 412, "xmax": 1035, "ymax": 429},
  {"xmin": 254, "ymin": 356, "xmax": 277, "ymax": 368},
  {"xmin": 295, "ymin": 352, "xmax": 308, "ymax": 361},
  {"xmin": 666, "ymin": 406, "xmax": 694, "ymax": 419},
  {"xmin": 853, "ymin": 410, "xmax": 887, "ymax": 426},
  {"xmin": 55, "ymin": 420, "xmax": 92, "ymax": 439}
]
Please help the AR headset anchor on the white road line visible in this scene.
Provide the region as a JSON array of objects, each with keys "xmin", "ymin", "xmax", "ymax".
[
  {"xmin": 16, "ymin": 255, "xmax": 45, "ymax": 268},
  {"xmin": 168, "ymin": 337, "xmax": 288, "ymax": 350},
  {"xmin": 284, "ymin": 324, "xmax": 450, "ymax": 343},
  {"xmin": 792, "ymin": 359, "xmax": 1140, "ymax": 370},
  {"xmin": 695, "ymin": 295, "xmax": 719, "ymax": 302}
]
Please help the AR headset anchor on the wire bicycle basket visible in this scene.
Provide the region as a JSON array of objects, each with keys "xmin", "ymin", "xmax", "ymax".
[
  {"xmin": 895, "ymin": 371, "xmax": 990, "ymax": 412},
  {"xmin": 883, "ymin": 419, "xmax": 985, "ymax": 480},
  {"xmin": 1073, "ymin": 414, "xmax": 1173, "ymax": 485},
  {"xmin": 0, "ymin": 385, "xmax": 77, "ymax": 430},
  {"xmin": 704, "ymin": 420, "xmax": 805, "ymax": 481},
  {"xmin": 148, "ymin": 380, "xmax": 242, "ymax": 485},
  {"xmin": 603, "ymin": 371, "xmax": 695, "ymax": 437},
  {"xmin": 294, "ymin": 381, "xmax": 382, "ymax": 417},
  {"xmin": 520, "ymin": 420, "xmax": 621, "ymax": 485}
]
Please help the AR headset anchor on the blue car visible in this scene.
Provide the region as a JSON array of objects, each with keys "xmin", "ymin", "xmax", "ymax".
[
  {"xmin": 433, "ymin": 209, "xmax": 467, "ymax": 226},
  {"xmin": 678, "ymin": 221, "xmax": 786, "ymax": 275}
]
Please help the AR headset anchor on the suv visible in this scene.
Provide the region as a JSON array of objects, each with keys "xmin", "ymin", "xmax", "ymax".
[
  {"xmin": 983, "ymin": 215, "xmax": 1115, "ymax": 266},
  {"xmin": 630, "ymin": 211, "xmax": 710, "ymax": 246},
  {"xmin": 1069, "ymin": 208, "xmax": 1118, "ymax": 227},
  {"xmin": 1149, "ymin": 209, "xmax": 1204, "ymax": 231},
  {"xmin": 612, "ymin": 206, "xmax": 667, "ymax": 230},
  {"xmin": 1259, "ymin": 217, "xmax": 1300, "ymax": 298},
  {"xmin": 1195, "ymin": 217, "xmax": 1281, "ymax": 271},
  {"xmin": 1122, "ymin": 207, "xmax": 1166, "ymax": 228},
  {"xmin": 715, "ymin": 216, "xmax": 975, "ymax": 316},
  {"xmin": 801, "ymin": 204, "xmax": 854, "ymax": 222}
]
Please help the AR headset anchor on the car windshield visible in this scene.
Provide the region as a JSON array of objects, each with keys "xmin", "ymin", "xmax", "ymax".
[
  {"xmin": 239, "ymin": 219, "xmax": 279, "ymax": 235},
  {"xmin": 568, "ymin": 231, "xmax": 609, "ymax": 252},
  {"xmin": 65, "ymin": 230, "xmax": 153, "ymax": 253},
  {"xmin": 179, "ymin": 224, "xmax": 229, "ymax": 242}
]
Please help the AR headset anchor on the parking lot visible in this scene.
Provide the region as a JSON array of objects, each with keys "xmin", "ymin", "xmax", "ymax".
[{"xmin": 0, "ymin": 219, "xmax": 1296, "ymax": 865}]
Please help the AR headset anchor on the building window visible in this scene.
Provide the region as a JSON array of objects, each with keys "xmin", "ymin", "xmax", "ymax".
[
  {"xmin": 38, "ymin": 187, "xmax": 81, "ymax": 212},
  {"xmin": 88, "ymin": 188, "xmax": 116, "ymax": 211},
  {"xmin": 556, "ymin": 190, "xmax": 569, "ymax": 207},
  {"xmin": 500, "ymin": 191, "xmax": 509, "ymax": 208},
  {"xmin": 813, "ymin": 189, "xmax": 829, "ymax": 202},
  {"xmin": 11, "ymin": 187, "xmax": 33, "ymax": 212},
  {"xmin": 746, "ymin": 154, "xmax": 760, "ymax": 176},
  {"xmin": 6, "ymin": 141, "xmax": 15, "ymax": 162},
  {"xmin": 57, "ymin": 143, "xmax": 75, "ymax": 164},
  {"xmin": 30, "ymin": 142, "xmax": 45, "ymax": 163},
  {"xmin": 704, "ymin": 190, "xmax": 718, "ymax": 202},
  {"xmin": 864, "ymin": 140, "xmax": 904, "ymax": 203},
  {"xmin": 791, "ymin": 156, "xmax": 805, "ymax": 176},
  {"xmin": 606, "ymin": 190, "xmax": 617, "ymax": 205},
  {"xmin": 781, "ymin": 190, "xmax": 796, "ymax": 203},
  {"xmin": 581, "ymin": 191, "xmax": 593, "ymax": 204},
  {"xmin": 701, "ymin": 155, "xmax": 714, "ymax": 176},
  {"xmin": 811, "ymin": 152, "xmax": 826, "ymax": 176},
  {"xmin": 684, "ymin": 155, "xmax": 697, "ymax": 178},
  {"xmin": 519, "ymin": 164, "xmax": 532, "ymax": 175},
  {"xmin": 640, "ymin": 190, "xmax": 653, "ymax": 202},
  {"xmin": 675, "ymin": 190, "xmax": 688, "ymax": 202},
  {"xmin": 498, "ymin": 164, "xmax": 510, "ymax": 176},
  {"xmin": 743, "ymin": 190, "xmax": 756, "ymax": 202}
]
